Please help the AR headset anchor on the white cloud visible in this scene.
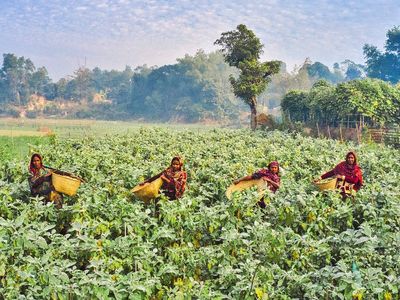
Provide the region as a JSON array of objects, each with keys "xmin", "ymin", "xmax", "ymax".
[{"xmin": 1, "ymin": 0, "xmax": 398, "ymax": 78}]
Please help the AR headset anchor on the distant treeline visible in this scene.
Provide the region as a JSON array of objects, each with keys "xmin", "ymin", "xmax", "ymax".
[
  {"xmin": 0, "ymin": 51, "xmax": 365, "ymax": 122},
  {"xmin": 0, "ymin": 26, "xmax": 398, "ymax": 122}
]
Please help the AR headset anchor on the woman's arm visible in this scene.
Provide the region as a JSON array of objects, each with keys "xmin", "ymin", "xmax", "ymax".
[
  {"xmin": 140, "ymin": 171, "xmax": 163, "ymax": 185},
  {"xmin": 52, "ymin": 169, "xmax": 70, "ymax": 176},
  {"xmin": 29, "ymin": 176, "xmax": 43, "ymax": 188},
  {"xmin": 160, "ymin": 174, "xmax": 171, "ymax": 183},
  {"xmin": 175, "ymin": 172, "xmax": 187, "ymax": 198},
  {"xmin": 343, "ymin": 174, "xmax": 360, "ymax": 184},
  {"xmin": 321, "ymin": 169, "xmax": 335, "ymax": 180},
  {"xmin": 265, "ymin": 177, "xmax": 280, "ymax": 189},
  {"xmin": 28, "ymin": 172, "xmax": 51, "ymax": 188},
  {"xmin": 234, "ymin": 175, "xmax": 253, "ymax": 184}
]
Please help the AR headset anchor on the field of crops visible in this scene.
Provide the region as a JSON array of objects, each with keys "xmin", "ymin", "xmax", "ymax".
[
  {"xmin": 0, "ymin": 128, "xmax": 399, "ymax": 299},
  {"xmin": 0, "ymin": 118, "xmax": 217, "ymax": 138}
]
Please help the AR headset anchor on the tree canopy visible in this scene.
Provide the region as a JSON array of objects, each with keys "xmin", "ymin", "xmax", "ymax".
[
  {"xmin": 363, "ymin": 26, "xmax": 400, "ymax": 84},
  {"xmin": 0, "ymin": 53, "xmax": 52, "ymax": 105},
  {"xmin": 215, "ymin": 24, "xmax": 280, "ymax": 129},
  {"xmin": 282, "ymin": 78, "xmax": 400, "ymax": 127}
]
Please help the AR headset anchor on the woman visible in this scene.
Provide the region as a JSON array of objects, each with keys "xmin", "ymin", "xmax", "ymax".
[
  {"xmin": 28, "ymin": 153, "xmax": 63, "ymax": 208},
  {"xmin": 234, "ymin": 161, "xmax": 281, "ymax": 207},
  {"xmin": 315, "ymin": 151, "xmax": 363, "ymax": 196},
  {"xmin": 141, "ymin": 156, "xmax": 187, "ymax": 200}
]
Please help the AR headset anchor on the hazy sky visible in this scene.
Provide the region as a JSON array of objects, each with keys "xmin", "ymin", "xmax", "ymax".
[{"xmin": 1, "ymin": 0, "xmax": 399, "ymax": 79}]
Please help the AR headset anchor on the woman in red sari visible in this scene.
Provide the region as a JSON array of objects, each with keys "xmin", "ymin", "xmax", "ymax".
[
  {"xmin": 315, "ymin": 151, "xmax": 363, "ymax": 196},
  {"xmin": 28, "ymin": 153, "xmax": 63, "ymax": 208},
  {"xmin": 234, "ymin": 161, "xmax": 281, "ymax": 208},
  {"xmin": 141, "ymin": 156, "xmax": 187, "ymax": 200}
]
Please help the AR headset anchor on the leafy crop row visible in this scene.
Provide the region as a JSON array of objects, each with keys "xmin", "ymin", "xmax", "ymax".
[{"xmin": 0, "ymin": 128, "xmax": 399, "ymax": 299}]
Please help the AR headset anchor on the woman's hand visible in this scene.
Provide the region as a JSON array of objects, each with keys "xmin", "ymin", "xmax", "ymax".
[
  {"xmin": 161, "ymin": 175, "xmax": 170, "ymax": 183},
  {"xmin": 313, "ymin": 177, "xmax": 321, "ymax": 183},
  {"xmin": 234, "ymin": 175, "xmax": 252, "ymax": 184},
  {"xmin": 45, "ymin": 170, "xmax": 53, "ymax": 177},
  {"xmin": 336, "ymin": 174, "xmax": 345, "ymax": 180}
]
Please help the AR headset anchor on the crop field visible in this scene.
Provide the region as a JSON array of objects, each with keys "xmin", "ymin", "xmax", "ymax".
[
  {"xmin": 0, "ymin": 118, "xmax": 218, "ymax": 138},
  {"xmin": 0, "ymin": 136, "xmax": 51, "ymax": 162},
  {"xmin": 0, "ymin": 127, "xmax": 399, "ymax": 299}
]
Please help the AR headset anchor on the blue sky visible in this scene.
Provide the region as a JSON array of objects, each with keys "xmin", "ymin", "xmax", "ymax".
[{"xmin": 1, "ymin": 0, "xmax": 399, "ymax": 79}]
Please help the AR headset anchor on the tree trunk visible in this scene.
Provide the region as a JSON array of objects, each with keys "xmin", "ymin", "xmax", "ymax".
[{"xmin": 250, "ymin": 97, "xmax": 257, "ymax": 130}]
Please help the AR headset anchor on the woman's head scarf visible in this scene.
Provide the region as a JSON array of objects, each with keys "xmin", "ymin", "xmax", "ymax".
[
  {"xmin": 29, "ymin": 153, "xmax": 44, "ymax": 175},
  {"xmin": 268, "ymin": 161, "xmax": 280, "ymax": 173},
  {"xmin": 170, "ymin": 156, "xmax": 184, "ymax": 171}
]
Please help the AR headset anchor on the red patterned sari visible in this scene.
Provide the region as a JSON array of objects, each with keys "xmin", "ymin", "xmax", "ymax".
[
  {"xmin": 321, "ymin": 151, "xmax": 363, "ymax": 192},
  {"xmin": 146, "ymin": 156, "xmax": 187, "ymax": 200},
  {"xmin": 251, "ymin": 161, "xmax": 281, "ymax": 193}
]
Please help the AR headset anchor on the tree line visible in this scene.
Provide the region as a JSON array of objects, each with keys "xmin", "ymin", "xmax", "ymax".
[
  {"xmin": 0, "ymin": 26, "xmax": 398, "ymax": 123},
  {"xmin": 0, "ymin": 51, "xmax": 366, "ymax": 122},
  {"xmin": 281, "ymin": 79, "xmax": 400, "ymax": 127},
  {"xmin": 280, "ymin": 26, "xmax": 400, "ymax": 128}
]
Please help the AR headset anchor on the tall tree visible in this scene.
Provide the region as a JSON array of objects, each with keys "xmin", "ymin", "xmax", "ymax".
[
  {"xmin": 215, "ymin": 24, "xmax": 280, "ymax": 130},
  {"xmin": 338, "ymin": 60, "xmax": 365, "ymax": 81},
  {"xmin": 29, "ymin": 66, "xmax": 52, "ymax": 96},
  {"xmin": 0, "ymin": 53, "xmax": 35, "ymax": 105},
  {"xmin": 302, "ymin": 59, "xmax": 344, "ymax": 83},
  {"xmin": 363, "ymin": 26, "xmax": 400, "ymax": 83},
  {"xmin": 74, "ymin": 67, "xmax": 93, "ymax": 101}
]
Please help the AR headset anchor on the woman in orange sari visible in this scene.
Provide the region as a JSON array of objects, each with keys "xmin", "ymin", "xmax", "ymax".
[
  {"xmin": 28, "ymin": 153, "xmax": 63, "ymax": 208},
  {"xmin": 315, "ymin": 151, "xmax": 363, "ymax": 196},
  {"xmin": 141, "ymin": 156, "xmax": 187, "ymax": 200}
]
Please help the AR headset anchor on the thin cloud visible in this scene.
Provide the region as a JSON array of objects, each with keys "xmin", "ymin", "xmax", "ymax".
[{"xmin": 0, "ymin": 0, "xmax": 398, "ymax": 79}]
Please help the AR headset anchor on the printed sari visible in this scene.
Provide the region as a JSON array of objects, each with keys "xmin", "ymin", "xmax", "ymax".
[
  {"xmin": 321, "ymin": 151, "xmax": 363, "ymax": 193},
  {"xmin": 251, "ymin": 161, "xmax": 281, "ymax": 208},
  {"xmin": 161, "ymin": 156, "xmax": 187, "ymax": 200},
  {"xmin": 251, "ymin": 161, "xmax": 281, "ymax": 193},
  {"xmin": 28, "ymin": 154, "xmax": 63, "ymax": 208}
]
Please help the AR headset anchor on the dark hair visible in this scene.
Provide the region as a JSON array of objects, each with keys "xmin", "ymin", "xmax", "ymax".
[
  {"xmin": 30, "ymin": 153, "xmax": 42, "ymax": 164},
  {"xmin": 345, "ymin": 151, "xmax": 357, "ymax": 164}
]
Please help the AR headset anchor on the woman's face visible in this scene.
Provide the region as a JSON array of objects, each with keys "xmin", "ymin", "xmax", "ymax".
[
  {"xmin": 171, "ymin": 159, "xmax": 181, "ymax": 171},
  {"xmin": 346, "ymin": 154, "xmax": 355, "ymax": 165},
  {"xmin": 270, "ymin": 165, "xmax": 279, "ymax": 174},
  {"xmin": 32, "ymin": 156, "xmax": 42, "ymax": 169}
]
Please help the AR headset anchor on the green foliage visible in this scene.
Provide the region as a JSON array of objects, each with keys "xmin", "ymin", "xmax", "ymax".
[
  {"xmin": 336, "ymin": 79, "xmax": 400, "ymax": 125},
  {"xmin": 281, "ymin": 90, "xmax": 309, "ymax": 122},
  {"xmin": 0, "ymin": 51, "xmax": 244, "ymax": 122},
  {"xmin": 0, "ymin": 54, "xmax": 55, "ymax": 105},
  {"xmin": 0, "ymin": 136, "xmax": 49, "ymax": 161},
  {"xmin": 215, "ymin": 24, "xmax": 280, "ymax": 129},
  {"xmin": 0, "ymin": 128, "xmax": 399, "ymax": 298},
  {"xmin": 261, "ymin": 59, "xmax": 365, "ymax": 110},
  {"xmin": 363, "ymin": 26, "xmax": 400, "ymax": 83},
  {"xmin": 90, "ymin": 66, "xmax": 133, "ymax": 105},
  {"xmin": 341, "ymin": 60, "xmax": 366, "ymax": 81},
  {"xmin": 306, "ymin": 61, "xmax": 343, "ymax": 83},
  {"xmin": 130, "ymin": 51, "xmax": 241, "ymax": 122},
  {"xmin": 282, "ymin": 78, "xmax": 400, "ymax": 126},
  {"xmin": 229, "ymin": 59, "xmax": 281, "ymax": 105},
  {"xmin": 214, "ymin": 24, "xmax": 263, "ymax": 68}
]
